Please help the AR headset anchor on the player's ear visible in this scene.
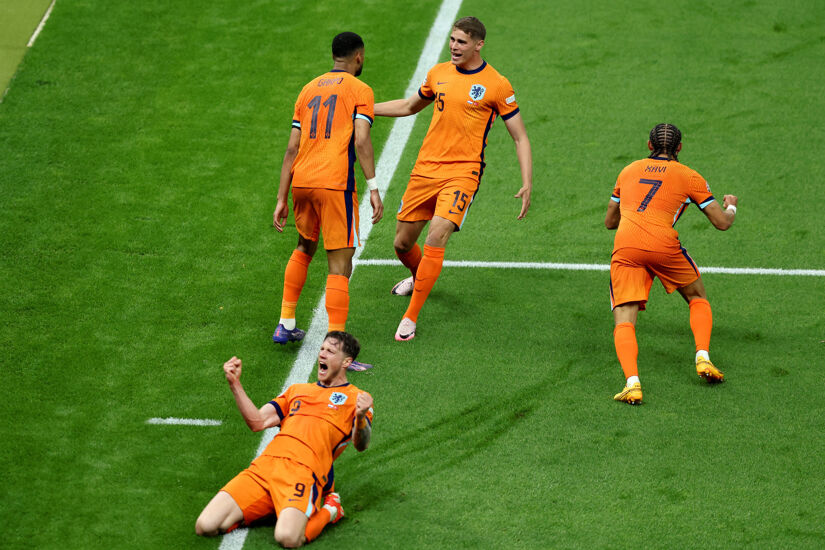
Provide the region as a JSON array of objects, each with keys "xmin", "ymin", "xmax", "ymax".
[
  {"xmin": 475, "ymin": 39, "xmax": 484, "ymax": 52},
  {"xmin": 647, "ymin": 140, "xmax": 654, "ymax": 151},
  {"xmin": 343, "ymin": 356, "xmax": 353, "ymax": 369},
  {"xmin": 676, "ymin": 143, "xmax": 682, "ymax": 152}
]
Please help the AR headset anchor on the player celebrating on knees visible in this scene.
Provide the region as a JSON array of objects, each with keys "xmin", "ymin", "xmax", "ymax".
[
  {"xmin": 272, "ymin": 32, "xmax": 383, "ymax": 367},
  {"xmin": 605, "ymin": 124, "xmax": 738, "ymax": 405},
  {"xmin": 373, "ymin": 16, "xmax": 532, "ymax": 341},
  {"xmin": 195, "ymin": 331, "xmax": 374, "ymax": 547}
]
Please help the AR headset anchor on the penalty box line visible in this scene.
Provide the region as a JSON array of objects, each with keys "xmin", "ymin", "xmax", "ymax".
[{"xmin": 354, "ymin": 258, "xmax": 825, "ymax": 277}]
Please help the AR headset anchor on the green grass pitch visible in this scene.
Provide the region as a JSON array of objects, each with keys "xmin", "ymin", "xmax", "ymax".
[{"xmin": 1, "ymin": 0, "xmax": 824, "ymax": 548}]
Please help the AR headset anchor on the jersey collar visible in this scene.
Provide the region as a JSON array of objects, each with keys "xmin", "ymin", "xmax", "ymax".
[
  {"xmin": 329, "ymin": 69, "xmax": 348, "ymax": 73},
  {"xmin": 316, "ymin": 381, "xmax": 351, "ymax": 388},
  {"xmin": 456, "ymin": 60, "xmax": 487, "ymax": 75}
]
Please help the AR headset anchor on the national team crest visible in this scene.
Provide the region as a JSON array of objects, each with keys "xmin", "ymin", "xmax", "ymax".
[
  {"xmin": 329, "ymin": 392, "xmax": 348, "ymax": 405},
  {"xmin": 469, "ymin": 84, "xmax": 486, "ymax": 101}
]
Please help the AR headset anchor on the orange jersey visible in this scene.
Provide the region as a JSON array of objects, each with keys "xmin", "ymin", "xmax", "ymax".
[
  {"xmin": 413, "ymin": 61, "xmax": 519, "ymax": 181},
  {"xmin": 611, "ymin": 157, "xmax": 715, "ymax": 253},
  {"xmin": 263, "ymin": 382, "xmax": 373, "ymax": 481},
  {"xmin": 291, "ymin": 70, "xmax": 374, "ymax": 192}
]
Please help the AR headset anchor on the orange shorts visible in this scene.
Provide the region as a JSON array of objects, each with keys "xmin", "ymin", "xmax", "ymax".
[
  {"xmin": 292, "ymin": 187, "xmax": 359, "ymax": 250},
  {"xmin": 397, "ymin": 175, "xmax": 478, "ymax": 231},
  {"xmin": 609, "ymin": 247, "xmax": 701, "ymax": 310},
  {"xmin": 221, "ymin": 455, "xmax": 322, "ymax": 523}
]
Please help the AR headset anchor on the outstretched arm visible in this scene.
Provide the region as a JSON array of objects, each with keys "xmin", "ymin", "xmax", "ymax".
[
  {"xmin": 702, "ymin": 194, "xmax": 738, "ymax": 231},
  {"xmin": 274, "ymin": 128, "xmax": 301, "ymax": 232},
  {"xmin": 223, "ymin": 357, "xmax": 282, "ymax": 432},
  {"xmin": 374, "ymin": 93, "xmax": 432, "ymax": 117},
  {"xmin": 352, "ymin": 392, "xmax": 373, "ymax": 452},
  {"xmin": 503, "ymin": 112, "xmax": 533, "ymax": 219}
]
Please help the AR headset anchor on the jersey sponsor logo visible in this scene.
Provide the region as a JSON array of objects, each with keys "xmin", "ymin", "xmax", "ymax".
[
  {"xmin": 505, "ymin": 94, "xmax": 516, "ymax": 104},
  {"xmin": 469, "ymin": 84, "xmax": 486, "ymax": 101},
  {"xmin": 330, "ymin": 392, "xmax": 348, "ymax": 405},
  {"xmin": 437, "ymin": 81, "xmax": 448, "ymax": 85}
]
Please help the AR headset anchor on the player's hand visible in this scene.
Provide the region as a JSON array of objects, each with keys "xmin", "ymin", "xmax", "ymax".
[
  {"xmin": 273, "ymin": 201, "xmax": 289, "ymax": 232},
  {"xmin": 515, "ymin": 184, "xmax": 532, "ymax": 219},
  {"xmin": 223, "ymin": 356, "xmax": 242, "ymax": 384},
  {"xmin": 722, "ymin": 194, "xmax": 738, "ymax": 208},
  {"xmin": 370, "ymin": 189, "xmax": 384, "ymax": 224},
  {"xmin": 355, "ymin": 391, "xmax": 373, "ymax": 418}
]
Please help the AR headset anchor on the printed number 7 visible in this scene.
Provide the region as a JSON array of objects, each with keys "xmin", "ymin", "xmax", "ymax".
[{"xmin": 637, "ymin": 178, "xmax": 662, "ymax": 212}]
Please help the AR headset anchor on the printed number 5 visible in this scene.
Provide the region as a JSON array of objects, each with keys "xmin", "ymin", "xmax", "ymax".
[
  {"xmin": 637, "ymin": 178, "xmax": 662, "ymax": 212},
  {"xmin": 436, "ymin": 92, "xmax": 445, "ymax": 112}
]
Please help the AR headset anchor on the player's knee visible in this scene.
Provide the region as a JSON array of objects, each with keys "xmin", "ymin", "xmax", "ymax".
[
  {"xmin": 274, "ymin": 528, "xmax": 304, "ymax": 548},
  {"xmin": 393, "ymin": 236, "xmax": 412, "ymax": 254}
]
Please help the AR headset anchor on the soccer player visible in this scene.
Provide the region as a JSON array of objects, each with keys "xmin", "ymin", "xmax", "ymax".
[
  {"xmin": 195, "ymin": 331, "xmax": 374, "ymax": 547},
  {"xmin": 605, "ymin": 124, "xmax": 738, "ymax": 405},
  {"xmin": 373, "ymin": 16, "xmax": 533, "ymax": 341},
  {"xmin": 272, "ymin": 32, "xmax": 383, "ymax": 360}
]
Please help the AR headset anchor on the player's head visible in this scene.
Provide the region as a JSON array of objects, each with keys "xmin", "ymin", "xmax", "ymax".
[
  {"xmin": 332, "ymin": 32, "xmax": 365, "ymax": 76},
  {"xmin": 648, "ymin": 123, "xmax": 682, "ymax": 161},
  {"xmin": 450, "ymin": 17, "xmax": 485, "ymax": 68},
  {"xmin": 317, "ymin": 331, "xmax": 360, "ymax": 385}
]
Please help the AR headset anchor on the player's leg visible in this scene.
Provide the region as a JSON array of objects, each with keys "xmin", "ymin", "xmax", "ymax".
[
  {"xmin": 274, "ymin": 507, "xmax": 309, "ymax": 548},
  {"xmin": 612, "ymin": 303, "xmax": 643, "ymax": 404},
  {"xmin": 304, "ymin": 493, "xmax": 345, "ymax": 543},
  {"xmin": 677, "ymin": 276, "xmax": 723, "ymax": 382},
  {"xmin": 396, "ymin": 215, "xmax": 454, "ymax": 341},
  {"xmin": 391, "ymin": 220, "xmax": 427, "ymax": 296},
  {"xmin": 195, "ymin": 491, "xmax": 245, "ymax": 536},
  {"xmin": 325, "ymin": 247, "xmax": 355, "ymax": 332},
  {"xmin": 275, "ymin": 188, "xmax": 320, "ymax": 343}
]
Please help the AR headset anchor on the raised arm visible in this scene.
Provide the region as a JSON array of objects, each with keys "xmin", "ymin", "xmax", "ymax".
[
  {"xmin": 273, "ymin": 128, "xmax": 301, "ymax": 232},
  {"xmin": 223, "ymin": 357, "xmax": 282, "ymax": 432},
  {"xmin": 354, "ymin": 118, "xmax": 383, "ymax": 224},
  {"xmin": 702, "ymin": 194, "xmax": 738, "ymax": 231},
  {"xmin": 503, "ymin": 112, "xmax": 533, "ymax": 219},
  {"xmin": 374, "ymin": 93, "xmax": 432, "ymax": 117},
  {"xmin": 352, "ymin": 391, "xmax": 373, "ymax": 452}
]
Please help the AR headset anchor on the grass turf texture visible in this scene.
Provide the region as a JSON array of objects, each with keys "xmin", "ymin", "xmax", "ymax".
[{"xmin": 1, "ymin": 0, "xmax": 824, "ymax": 548}]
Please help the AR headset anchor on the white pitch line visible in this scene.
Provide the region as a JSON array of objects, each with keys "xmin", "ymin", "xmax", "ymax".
[
  {"xmin": 146, "ymin": 417, "xmax": 222, "ymax": 426},
  {"xmin": 27, "ymin": 0, "xmax": 57, "ymax": 47},
  {"xmin": 219, "ymin": 1, "xmax": 462, "ymax": 548},
  {"xmin": 354, "ymin": 258, "xmax": 825, "ymax": 277}
]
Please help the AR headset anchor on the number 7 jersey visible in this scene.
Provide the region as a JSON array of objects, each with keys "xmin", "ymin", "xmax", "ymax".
[
  {"xmin": 611, "ymin": 157, "xmax": 716, "ymax": 254},
  {"xmin": 290, "ymin": 70, "xmax": 375, "ymax": 192}
]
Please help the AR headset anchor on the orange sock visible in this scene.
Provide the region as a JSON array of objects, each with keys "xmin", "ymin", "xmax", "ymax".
[
  {"xmin": 396, "ymin": 243, "xmax": 422, "ymax": 278},
  {"xmin": 403, "ymin": 244, "xmax": 444, "ymax": 323},
  {"xmin": 613, "ymin": 322, "xmax": 639, "ymax": 379},
  {"xmin": 325, "ymin": 274, "xmax": 349, "ymax": 331},
  {"xmin": 304, "ymin": 508, "xmax": 331, "ymax": 542},
  {"xmin": 280, "ymin": 250, "xmax": 312, "ymax": 319},
  {"xmin": 689, "ymin": 298, "xmax": 712, "ymax": 352}
]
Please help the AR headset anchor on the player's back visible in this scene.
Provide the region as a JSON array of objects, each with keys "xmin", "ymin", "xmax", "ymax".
[
  {"xmin": 291, "ymin": 71, "xmax": 374, "ymax": 192},
  {"xmin": 612, "ymin": 157, "xmax": 714, "ymax": 253}
]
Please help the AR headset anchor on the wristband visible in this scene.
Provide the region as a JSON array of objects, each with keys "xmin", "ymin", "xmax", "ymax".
[
  {"xmin": 366, "ymin": 178, "xmax": 378, "ymax": 191},
  {"xmin": 726, "ymin": 205, "xmax": 737, "ymax": 215}
]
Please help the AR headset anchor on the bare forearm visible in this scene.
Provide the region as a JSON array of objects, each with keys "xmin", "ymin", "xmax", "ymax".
[
  {"xmin": 277, "ymin": 151, "xmax": 297, "ymax": 202},
  {"xmin": 229, "ymin": 382, "xmax": 267, "ymax": 432},
  {"xmin": 353, "ymin": 417, "xmax": 371, "ymax": 451},
  {"xmin": 355, "ymin": 140, "xmax": 375, "ymax": 180},
  {"xmin": 514, "ymin": 137, "xmax": 533, "ymax": 189}
]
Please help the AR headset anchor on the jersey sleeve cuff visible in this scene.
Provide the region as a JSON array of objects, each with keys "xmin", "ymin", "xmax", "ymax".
[
  {"xmin": 501, "ymin": 107, "xmax": 520, "ymax": 120},
  {"xmin": 418, "ymin": 88, "xmax": 435, "ymax": 100},
  {"xmin": 611, "ymin": 195, "xmax": 620, "ymax": 203},
  {"xmin": 698, "ymin": 196, "xmax": 715, "ymax": 209},
  {"xmin": 291, "ymin": 120, "xmax": 301, "ymax": 130},
  {"xmin": 354, "ymin": 113, "xmax": 374, "ymax": 126},
  {"xmin": 270, "ymin": 401, "xmax": 285, "ymax": 420}
]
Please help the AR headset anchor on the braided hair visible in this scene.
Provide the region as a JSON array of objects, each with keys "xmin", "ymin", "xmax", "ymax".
[{"xmin": 649, "ymin": 123, "xmax": 682, "ymax": 161}]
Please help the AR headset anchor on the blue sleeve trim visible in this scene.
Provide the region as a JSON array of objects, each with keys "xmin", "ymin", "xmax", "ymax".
[
  {"xmin": 418, "ymin": 88, "xmax": 435, "ymax": 100},
  {"xmin": 354, "ymin": 113, "xmax": 373, "ymax": 126},
  {"xmin": 698, "ymin": 196, "xmax": 715, "ymax": 210},
  {"xmin": 270, "ymin": 401, "xmax": 285, "ymax": 420},
  {"xmin": 501, "ymin": 107, "xmax": 520, "ymax": 121},
  {"xmin": 611, "ymin": 195, "xmax": 620, "ymax": 203},
  {"xmin": 292, "ymin": 120, "xmax": 301, "ymax": 129}
]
